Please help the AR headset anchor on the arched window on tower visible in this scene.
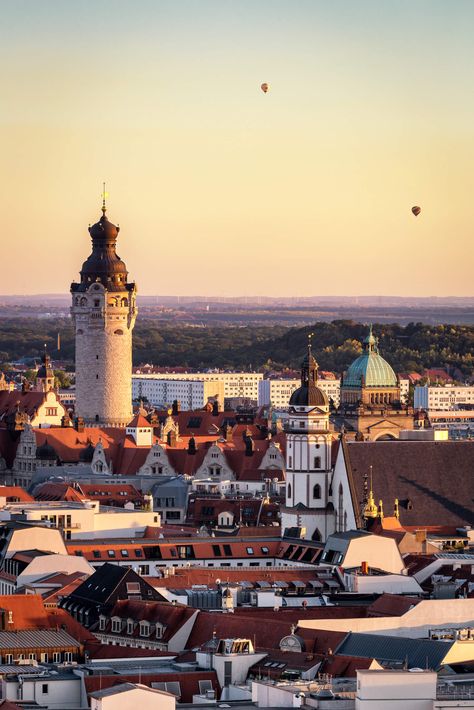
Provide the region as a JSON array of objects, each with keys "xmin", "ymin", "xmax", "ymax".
[
  {"xmin": 121, "ymin": 297, "xmax": 128, "ymax": 307},
  {"xmin": 313, "ymin": 456, "xmax": 321, "ymax": 469},
  {"xmin": 313, "ymin": 484, "xmax": 321, "ymax": 500},
  {"xmin": 338, "ymin": 483, "xmax": 344, "ymax": 532},
  {"xmin": 287, "ymin": 483, "xmax": 292, "ymax": 499}
]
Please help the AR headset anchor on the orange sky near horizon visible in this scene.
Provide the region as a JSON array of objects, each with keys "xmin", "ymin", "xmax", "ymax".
[{"xmin": 1, "ymin": 0, "xmax": 473, "ymax": 297}]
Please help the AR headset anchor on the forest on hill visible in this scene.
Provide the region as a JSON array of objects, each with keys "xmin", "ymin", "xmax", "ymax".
[{"xmin": 0, "ymin": 318, "xmax": 473, "ymax": 378}]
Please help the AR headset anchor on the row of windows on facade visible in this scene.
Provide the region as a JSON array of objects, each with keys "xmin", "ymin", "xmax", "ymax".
[
  {"xmin": 74, "ymin": 295, "xmax": 129, "ymax": 307},
  {"xmin": 0, "ymin": 652, "xmax": 72, "ymax": 664},
  {"xmin": 287, "ymin": 483, "xmax": 323, "ymax": 499},
  {"xmin": 288, "ymin": 456, "xmax": 321, "ymax": 468},
  {"xmin": 100, "ymin": 616, "xmax": 164, "ymax": 638}
]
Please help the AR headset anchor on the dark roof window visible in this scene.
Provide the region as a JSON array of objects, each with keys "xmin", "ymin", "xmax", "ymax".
[{"xmin": 108, "ymin": 550, "xmax": 116, "ymax": 558}]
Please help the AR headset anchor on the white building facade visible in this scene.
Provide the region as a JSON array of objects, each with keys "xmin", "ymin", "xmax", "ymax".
[
  {"xmin": 414, "ymin": 384, "xmax": 474, "ymax": 411},
  {"xmin": 133, "ymin": 372, "xmax": 263, "ymax": 402},
  {"xmin": 132, "ymin": 377, "xmax": 224, "ymax": 411}
]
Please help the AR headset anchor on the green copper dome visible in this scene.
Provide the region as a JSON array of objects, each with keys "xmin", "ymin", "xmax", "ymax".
[{"xmin": 343, "ymin": 326, "xmax": 397, "ymax": 388}]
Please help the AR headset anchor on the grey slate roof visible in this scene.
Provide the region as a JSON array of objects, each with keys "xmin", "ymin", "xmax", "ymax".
[
  {"xmin": 0, "ymin": 629, "xmax": 80, "ymax": 649},
  {"xmin": 335, "ymin": 632, "xmax": 454, "ymax": 670}
]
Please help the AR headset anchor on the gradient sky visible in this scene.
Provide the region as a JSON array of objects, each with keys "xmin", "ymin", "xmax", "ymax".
[{"xmin": 1, "ymin": 0, "xmax": 473, "ymax": 297}]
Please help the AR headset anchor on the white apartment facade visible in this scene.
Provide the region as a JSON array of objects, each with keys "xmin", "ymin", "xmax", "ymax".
[
  {"xmin": 258, "ymin": 377, "xmax": 341, "ymax": 409},
  {"xmin": 133, "ymin": 372, "xmax": 263, "ymax": 403},
  {"xmin": 132, "ymin": 377, "xmax": 224, "ymax": 411},
  {"xmin": 0, "ymin": 501, "xmax": 160, "ymax": 539},
  {"xmin": 414, "ymin": 384, "xmax": 474, "ymax": 411}
]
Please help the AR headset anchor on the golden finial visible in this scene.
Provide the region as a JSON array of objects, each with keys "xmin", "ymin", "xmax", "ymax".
[
  {"xmin": 101, "ymin": 182, "xmax": 108, "ymax": 216},
  {"xmin": 363, "ymin": 466, "xmax": 378, "ymax": 520},
  {"xmin": 378, "ymin": 499, "xmax": 384, "ymax": 520},
  {"xmin": 394, "ymin": 498, "xmax": 400, "ymax": 520}
]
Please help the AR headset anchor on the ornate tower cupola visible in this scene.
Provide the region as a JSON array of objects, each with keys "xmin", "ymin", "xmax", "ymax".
[
  {"xmin": 35, "ymin": 348, "xmax": 55, "ymax": 392},
  {"xmin": 281, "ymin": 335, "xmax": 335, "ymax": 542},
  {"xmin": 70, "ymin": 188, "xmax": 137, "ymax": 427}
]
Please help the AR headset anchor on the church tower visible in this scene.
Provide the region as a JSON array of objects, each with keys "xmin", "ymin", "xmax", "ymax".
[
  {"xmin": 70, "ymin": 193, "xmax": 137, "ymax": 426},
  {"xmin": 281, "ymin": 337, "xmax": 335, "ymax": 542}
]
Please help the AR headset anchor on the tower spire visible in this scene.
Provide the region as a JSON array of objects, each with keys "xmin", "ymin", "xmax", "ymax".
[{"xmin": 101, "ymin": 182, "xmax": 108, "ymax": 216}]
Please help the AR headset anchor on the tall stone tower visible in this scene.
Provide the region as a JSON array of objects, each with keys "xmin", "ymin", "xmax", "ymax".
[
  {"xmin": 70, "ymin": 195, "xmax": 137, "ymax": 426},
  {"xmin": 280, "ymin": 338, "xmax": 335, "ymax": 542}
]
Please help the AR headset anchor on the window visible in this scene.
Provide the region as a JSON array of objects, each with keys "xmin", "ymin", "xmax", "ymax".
[
  {"xmin": 138, "ymin": 564, "xmax": 149, "ymax": 575},
  {"xmin": 5, "ymin": 654, "xmax": 12, "ymax": 664},
  {"xmin": 140, "ymin": 621, "xmax": 150, "ymax": 637},
  {"xmin": 313, "ymin": 456, "xmax": 321, "ymax": 468},
  {"xmin": 53, "ymin": 652, "xmax": 61, "ymax": 663},
  {"xmin": 121, "ymin": 550, "xmax": 129, "ymax": 558},
  {"xmin": 261, "ymin": 546, "xmax": 269, "ymax": 554},
  {"xmin": 299, "ymin": 421, "xmax": 305, "ymax": 428},
  {"xmin": 64, "ymin": 652, "xmax": 73, "ymax": 662},
  {"xmin": 223, "ymin": 544, "xmax": 232, "ymax": 556},
  {"xmin": 40, "ymin": 653, "xmax": 48, "ymax": 663},
  {"xmin": 42, "ymin": 684, "xmax": 49, "ymax": 694},
  {"xmin": 212, "ymin": 545, "xmax": 222, "ymax": 556},
  {"xmin": 246, "ymin": 547, "xmax": 254, "ymax": 555},
  {"xmin": 112, "ymin": 618, "xmax": 121, "ymax": 633},
  {"xmin": 127, "ymin": 619, "xmax": 134, "ymax": 634},
  {"xmin": 29, "ymin": 653, "xmax": 36, "ymax": 660},
  {"xmin": 287, "ymin": 483, "xmax": 291, "ymax": 498},
  {"xmin": 108, "ymin": 550, "xmax": 116, "ymax": 558},
  {"xmin": 313, "ymin": 484, "xmax": 321, "ymax": 499},
  {"xmin": 135, "ymin": 549, "xmax": 143, "ymax": 557},
  {"xmin": 93, "ymin": 550, "xmax": 101, "ymax": 559}
]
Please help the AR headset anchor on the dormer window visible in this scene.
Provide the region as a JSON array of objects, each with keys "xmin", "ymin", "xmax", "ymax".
[
  {"xmin": 99, "ymin": 615, "xmax": 106, "ymax": 631},
  {"xmin": 139, "ymin": 621, "xmax": 150, "ymax": 637},
  {"xmin": 156, "ymin": 624, "xmax": 163, "ymax": 639},
  {"xmin": 111, "ymin": 617, "xmax": 121, "ymax": 633},
  {"xmin": 127, "ymin": 619, "xmax": 134, "ymax": 635}
]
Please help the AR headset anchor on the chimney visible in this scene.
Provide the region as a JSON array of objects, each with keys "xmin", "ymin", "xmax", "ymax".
[
  {"xmin": 74, "ymin": 417, "xmax": 85, "ymax": 433},
  {"xmin": 212, "ymin": 400, "xmax": 219, "ymax": 416},
  {"xmin": 244, "ymin": 435, "xmax": 254, "ymax": 457},
  {"xmin": 361, "ymin": 561, "xmax": 369, "ymax": 575},
  {"xmin": 188, "ymin": 436, "xmax": 197, "ymax": 455},
  {"xmin": 172, "ymin": 399, "xmax": 181, "ymax": 415},
  {"xmin": 415, "ymin": 529, "xmax": 427, "ymax": 544}
]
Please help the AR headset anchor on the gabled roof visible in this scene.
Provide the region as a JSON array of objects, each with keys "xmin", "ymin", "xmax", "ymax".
[
  {"xmin": 127, "ymin": 414, "xmax": 152, "ymax": 429},
  {"xmin": 342, "ymin": 439, "xmax": 474, "ymax": 528},
  {"xmin": 0, "ymin": 391, "xmax": 48, "ymax": 418}
]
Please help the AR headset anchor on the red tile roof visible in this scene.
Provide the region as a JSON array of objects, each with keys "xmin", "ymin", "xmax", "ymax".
[
  {"xmin": 128, "ymin": 414, "xmax": 153, "ymax": 429},
  {"xmin": 366, "ymin": 594, "xmax": 421, "ymax": 618},
  {"xmin": 0, "ymin": 391, "xmax": 48, "ymax": 418},
  {"xmin": 0, "ymin": 486, "xmax": 33, "ymax": 503},
  {"xmin": 101, "ymin": 599, "xmax": 196, "ymax": 643}
]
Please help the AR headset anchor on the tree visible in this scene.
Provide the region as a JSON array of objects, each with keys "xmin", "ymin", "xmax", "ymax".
[{"xmin": 54, "ymin": 370, "xmax": 72, "ymax": 389}]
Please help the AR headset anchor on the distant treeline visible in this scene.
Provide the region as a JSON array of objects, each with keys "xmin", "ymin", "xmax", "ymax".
[{"xmin": 0, "ymin": 318, "xmax": 473, "ymax": 377}]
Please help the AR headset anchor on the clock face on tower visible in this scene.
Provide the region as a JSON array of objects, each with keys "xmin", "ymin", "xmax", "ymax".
[{"xmin": 279, "ymin": 634, "xmax": 303, "ymax": 652}]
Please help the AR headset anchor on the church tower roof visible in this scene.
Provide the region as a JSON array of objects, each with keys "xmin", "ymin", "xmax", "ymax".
[
  {"xmin": 76, "ymin": 188, "xmax": 129, "ymax": 291},
  {"xmin": 289, "ymin": 335, "xmax": 329, "ymax": 408}
]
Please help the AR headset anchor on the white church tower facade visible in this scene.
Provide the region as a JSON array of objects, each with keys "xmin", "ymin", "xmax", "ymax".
[
  {"xmin": 281, "ymin": 338, "xmax": 336, "ymax": 542},
  {"xmin": 70, "ymin": 194, "xmax": 137, "ymax": 426}
]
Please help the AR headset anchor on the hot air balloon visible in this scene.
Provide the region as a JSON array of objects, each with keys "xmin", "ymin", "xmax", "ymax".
[
  {"xmin": 260, "ymin": 83, "xmax": 269, "ymax": 94},
  {"xmin": 412, "ymin": 206, "xmax": 421, "ymax": 217}
]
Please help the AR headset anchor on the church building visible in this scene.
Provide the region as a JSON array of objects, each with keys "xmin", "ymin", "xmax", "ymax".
[{"xmin": 280, "ymin": 339, "xmax": 338, "ymax": 542}]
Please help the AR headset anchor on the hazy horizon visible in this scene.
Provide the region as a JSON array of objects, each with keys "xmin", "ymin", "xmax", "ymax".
[{"xmin": 2, "ymin": 0, "xmax": 474, "ymax": 296}]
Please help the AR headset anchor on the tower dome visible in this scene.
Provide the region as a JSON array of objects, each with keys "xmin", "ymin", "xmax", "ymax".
[
  {"xmin": 79, "ymin": 208, "xmax": 128, "ymax": 290},
  {"xmin": 343, "ymin": 326, "xmax": 397, "ymax": 388},
  {"xmin": 289, "ymin": 336, "xmax": 328, "ymax": 407}
]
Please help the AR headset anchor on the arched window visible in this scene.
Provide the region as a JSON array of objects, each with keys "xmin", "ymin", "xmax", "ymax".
[
  {"xmin": 313, "ymin": 456, "xmax": 321, "ymax": 469},
  {"xmin": 313, "ymin": 483, "xmax": 321, "ymax": 499},
  {"xmin": 121, "ymin": 297, "xmax": 128, "ymax": 307},
  {"xmin": 114, "ymin": 329, "xmax": 124, "ymax": 335},
  {"xmin": 80, "ymin": 297, "xmax": 87, "ymax": 306},
  {"xmin": 287, "ymin": 483, "xmax": 292, "ymax": 499}
]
